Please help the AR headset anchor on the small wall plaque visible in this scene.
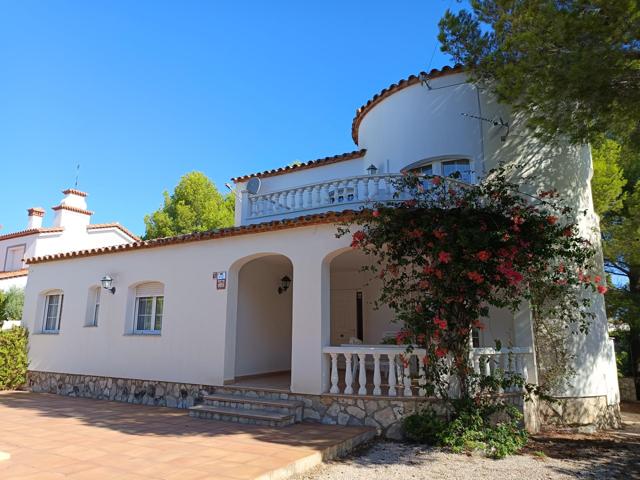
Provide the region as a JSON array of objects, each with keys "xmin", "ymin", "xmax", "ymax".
[{"xmin": 213, "ymin": 271, "xmax": 227, "ymax": 290}]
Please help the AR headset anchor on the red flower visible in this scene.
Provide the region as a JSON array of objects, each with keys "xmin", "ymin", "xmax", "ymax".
[
  {"xmin": 408, "ymin": 229, "xmax": 423, "ymax": 239},
  {"xmin": 351, "ymin": 230, "xmax": 366, "ymax": 248},
  {"xmin": 476, "ymin": 250, "xmax": 491, "ymax": 262},
  {"xmin": 562, "ymin": 227, "xmax": 573, "ymax": 237},
  {"xmin": 431, "ymin": 176, "xmax": 442, "ymax": 186},
  {"xmin": 404, "ymin": 199, "xmax": 418, "ymax": 208},
  {"xmin": 434, "ymin": 317, "xmax": 447, "ymax": 330},
  {"xmin": 597, "ymin": 285, "xmax": 608, "ymax": 294},
  {"xmin": 435, "ymin": 347, "xmax": 447, "ymax": 358},
  {"xmin": 438, "ymin": 251, "xmax": 452, "ymax": 264},
  {"xmin": 415, "ymin": 304, "xmax": 423, "ymax": 313},
  {"xmin": 433, "ymin": 228, "xmax": 447, "ymax": 240},
  {"xmin": 594, "ymin": 275, "xmax": 602, "ymax": 283},
  {"xmin": 547, "ymin": 215, "xmax": 559, "ymax": 225},
  {"xmin": 467, "ymin": 271, "xmax": 484, "ymax": 284},
  {"xmin": 372, "ymin": 209, "xmax": 380, "ymax": 217}
]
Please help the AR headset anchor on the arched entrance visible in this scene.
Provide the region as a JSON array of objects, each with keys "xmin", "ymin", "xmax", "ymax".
[
  {"xmin": 232, "ymin": 254, "xmax": 293, "ymax": 389},
  {"xmin": 328, "ymin": 248, "xmax": 397, "ymax": 346}
]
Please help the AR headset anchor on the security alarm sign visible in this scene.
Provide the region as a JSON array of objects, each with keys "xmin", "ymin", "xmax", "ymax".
[{"xmin": 213, "ymin": 271, "xmax": 227, "ymax": 290}]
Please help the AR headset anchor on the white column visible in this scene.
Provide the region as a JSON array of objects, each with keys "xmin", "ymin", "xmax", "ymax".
[
  {"xmin": 373, "ymin": 353, "xmax": 381, "ymax": 396},
  {"xmin": 344, "ymin": 353, "xmax": 354, "ymax": 395},
  {"xmin": 387, "ymin": 353, "xmax": 397, "ymax": 396},
  {"xmin": 329, "ymin": 353, "xmax": 339, "ymax": 394},
  {"xmin": 290, "ymin": 254, "xmax": 330, "ymax": 394},
  {"xmin": 358, "ymin": 353, "xmax": 367, "ymax": 395}
]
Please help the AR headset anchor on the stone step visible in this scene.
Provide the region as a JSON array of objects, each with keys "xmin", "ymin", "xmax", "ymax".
[
  {"xmin": 202, "ymin": 393, "xmax": 303, "ymax": 420},
  {"xmin": 188, "ymin": 404, "xmax": 296, "ymax": 427}
]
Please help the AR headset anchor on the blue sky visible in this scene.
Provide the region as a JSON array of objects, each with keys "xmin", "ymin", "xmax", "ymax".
[{"xmin": 0, "ymin": 1, "xmax": 461, "ymax": 236}]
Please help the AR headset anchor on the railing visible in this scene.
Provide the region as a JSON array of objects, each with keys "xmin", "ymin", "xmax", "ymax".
[
  {"xmin": 323, "ymin": 345, "xmax": 535, "ymax": 397},
  {"xmin": 246, "ymin": 174, "xmax": 410, "ymax": 221}
]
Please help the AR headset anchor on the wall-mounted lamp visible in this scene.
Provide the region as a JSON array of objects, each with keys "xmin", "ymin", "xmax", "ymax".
[
  {"xmin": 278, "ymin": 275, "xmax": 291, "ymax": 294},
  {"xmin": 366, "ymin": 164, "xmax": 378, "ymax": 175},
  {"xmin": 101, "ymin": 275, "xmax": 116, "ymax": 294}
]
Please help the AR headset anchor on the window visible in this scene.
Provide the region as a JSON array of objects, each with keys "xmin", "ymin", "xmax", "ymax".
[
  {"xmin": 43, "ymin": 293, "xmax": 63, "ymax": 332},
  {"xmin": 133, "ymin": 282, "xmax": 164, "ymax": 334},
  {"xmin": 88, "ymin": 287, "xmax": 100, "ymax": 326},
  {"xmin": 442, "ymin": 159, "xmax": 472, "ymax": 183},
  {"xmin": 4, "ymin": 245, "xmax": 26, "ymax": 271},
  {"xmin": 472, "ymin": 328, "xmax": 480, "ymax": 348}
]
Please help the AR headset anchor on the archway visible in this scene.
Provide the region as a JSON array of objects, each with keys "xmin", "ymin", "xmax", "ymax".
[{"xmin": 232, "ymin": 254, "xmax": 293, "ymax": 389}]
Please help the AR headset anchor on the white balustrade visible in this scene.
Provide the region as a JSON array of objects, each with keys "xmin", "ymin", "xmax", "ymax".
[
  {"xmin": 246, "ymin": 174, "xmax": 409, "ymax": 221},
  {"xmin": 323, "ymin": 345, "xmax": 534, "ymax": 397},
  {"xmin": 323, "ymin": 345, "xmax": 427, "ymax": 397},
  {"xmin": 470, "ymin": 347, "xmax": 534, "ymax": 391}
]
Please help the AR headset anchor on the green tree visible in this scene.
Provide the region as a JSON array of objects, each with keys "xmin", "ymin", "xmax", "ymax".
[
  {"xmin": 438, "ymin": 0, "xmax": 640, "ymax": 145},
  {"xmin": 592, "ymin": 139, "xmax": 640, "ymax": 390},
  {"xmin": 144, "ymin": 171, "xmax": 235, "ymax": 240},
  {"xmin": 0, "ymin": 287, "xmax": 25, "ymax": 327}
]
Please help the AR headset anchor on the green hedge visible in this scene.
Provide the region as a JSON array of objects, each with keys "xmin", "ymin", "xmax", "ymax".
[{"xmin": 0, "ymin": 326, "xmax": 28, "ymax": 390}]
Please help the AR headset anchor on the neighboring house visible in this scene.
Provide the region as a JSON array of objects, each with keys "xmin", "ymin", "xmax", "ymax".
[
  {"xmin": 0, "ymin": 188, "xmax": 139, "ymax": 293},
  {"xmin": 22, "ymin": 66, "xmax": 619, "ymax": 435}
]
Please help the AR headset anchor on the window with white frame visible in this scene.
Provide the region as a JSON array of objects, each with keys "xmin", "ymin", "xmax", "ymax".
[
  {"xmin": 87, "ymin": 287, "xmax": 100, "ymax": 326},
  {"xmin": 472, "ymin": 328, "xmax": 480, "ymax": 348},
  {"xmin": 43, "ymin": 292, "xmax": 63, "ymax": 332},
  {"xmin": 134, "ymin": 282, "xmax": 164, "ymax": 334},
  {"xmin": 407, "ymin": 158, "xmax": 473, "ymax": 184},
  {"xmin": 4, "ymin": 244, "xmax": 26, "ymax": 272}
]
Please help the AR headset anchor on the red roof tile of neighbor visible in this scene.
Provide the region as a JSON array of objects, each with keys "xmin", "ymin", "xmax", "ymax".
[
  {"xmin": 26, "ymin": 210, "xmax": 358, "ymax": 265},
  {"xmin": 52, "ymin": 204, "xmax": 94, "ymax": 215},
  {"xmin": 351, "ymin": 64, "xmax": 464, "ymax": 145},
  {"xmin": 0, "ymin": 227, "xmax": 64, "ymax": 242},
  {"xmin": 87, "ymin": 223, "xmax": 141, "ymax": 241},
  {"xmin": 62, "ymin": 188, "xmax": 88, "ymax": 197},
  {"xmin": 27, "ymin": 207, "xmax": 45, "ymax": 217},
  {"xmin": 0, "ymin": 269, "xmax": 29, "ymax": 279},
  {"xmin": 231, "ymin": 149, "xmax": 367, "ymax": 183}
]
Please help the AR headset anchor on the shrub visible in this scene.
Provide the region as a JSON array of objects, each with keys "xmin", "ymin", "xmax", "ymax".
[
  {"xmin": 403, "ymin": 408, "xmax": 446, "ymax": 444},
  {"xmin": 403, "ymin": 401, "xmax": 528, "ymax": 459},
  {"xmin": 0, "ymin": 326, "xmax": 28, "ymax": 390}
]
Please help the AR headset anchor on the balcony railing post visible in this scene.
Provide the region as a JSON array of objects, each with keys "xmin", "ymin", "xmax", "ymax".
[
  {"xmin": 344, "ymin": 353, "xmax": 354, "ymax": 395},
  {"xmin": 357, "ymin": 353, "xmax": 367, "ymax": 395},
  {"xmin": 329, "ymin": 353, "xmax": 339, "ymax": 394},
  {"xmin": 387, "ymin": 353, "xmax": 397, "ymax": 396},
  {"xmin": 373, "ymin": 353, "xmax": 382, "ymax": 396}
]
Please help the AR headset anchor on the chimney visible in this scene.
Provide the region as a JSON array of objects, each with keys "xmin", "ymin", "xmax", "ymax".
[
  {"xmin": 27, "ymin": 207, "xmax": 45, "ymax": 229},
  {"xmin": 52, "ymin": 189, "xmax": 93, "ymax": 228}
]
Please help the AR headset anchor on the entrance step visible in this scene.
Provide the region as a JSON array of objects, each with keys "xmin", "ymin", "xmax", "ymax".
[
  {"xmin": 201, "ymin": 393, "xmax": 304, "ymax": 421},
  {"xmin": 188, "ymin": 404, "xmax": 296, "ymax": 427}
]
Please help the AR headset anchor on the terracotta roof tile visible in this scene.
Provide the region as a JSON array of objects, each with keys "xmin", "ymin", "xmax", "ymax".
[
  {"xmin": 0, "ymin": 269, "xmax": 29, "ymax": 280},
  {"xmin": 62, "ymin": 188, "xmax": 88, "ymax": 197},
  {"xmin": 0, "ymin": 227, "xmax": 64, "ymax": 242},
  {"xmin": 87, "ymin": 223, "xmax": 141, "ymax": 241},
  {"xmin": 26, "ymin": 211, "xmax": 359, "ymax": 265},
  {"xmin": 27, "ymin": 207, "xmax": 45, "ymax": 217},
  {"xmin": 351, "ymin": 64, "xmax": 464, "ymax": 145},
  {"xmin": 52, "ymin": 205, "xmax": 94, "ymax": 215},
  {"xmin": 231, "ymin": 150, "xmax": 366, "ymax": 183}
]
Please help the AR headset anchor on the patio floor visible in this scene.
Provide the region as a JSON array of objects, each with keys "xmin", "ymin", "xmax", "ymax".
[{"xmin": 0, "ymin": 391, "xmax": 374, "ymax": 480}]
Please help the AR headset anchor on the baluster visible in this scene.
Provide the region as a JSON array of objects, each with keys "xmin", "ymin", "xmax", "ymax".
[
  {"xmin": 372, "ymin": 177, "xmax": 381, "ymax": 199},
  {"xmin": 387, "ymin": 353, "xmax": 397, "ymax": 396},
  {"xmin": 418, "ymin": 356, "xmax": 426, "ymax": 396},
  {"xmin": 329, "ymin": 353, "xmax": 339, "ymax": 394},
  {"xmin": 483, "ymin": 355, "xmax": 491, "ymax": 377},
  {"xmin": 358, "ymin": 353, "xmax": 367, "ymax": 395},
  {"xmin": 344, "ymin": 353, "xmax": 354, "ymax": 395},
  {"xmin": 521, "ymin": 354, "xmax": 529, "ymax": 384},
  {"xmin": 352, "ymin": 178, "xmax": 360, "ymax": 201},
  {"xmin": 303, "ymin": 187, "xmax": 312, "ymax": 209},
  {"xmin": 295, "ymin": 188, "xmax": 303, "ymax": 210},
  {"xmin": 314, "ymin": 184, "xmax": 322, "ymax": 207},
  {"xmin": 363, "ymin": 177, "xmax": 371, "ymax": 199},
  {"xmin": 473, "ymin": 354, "xmax": 480, "ymax": 374},
  {"xmin": 322, "ymin": 183, "xmax": 331, "ymax": 206},
  {"xmin": 373, "ymin": 353, "xmax": 381, "ymax": 396},
  {"xmin": 403, "ymin": 357, "xmax": 412, "ymax": 397}
]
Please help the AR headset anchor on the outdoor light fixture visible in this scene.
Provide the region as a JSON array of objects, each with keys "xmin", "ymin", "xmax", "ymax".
[
  {"xmin": 366, "ymin": 164, "xmax": 378, "ymax": 175},
  {"xmin": 278, "ymin": 275, "xmax": 291, "ymax": 294},
  {"xmin": 101, "ymin": 275, "xmax": 116, "ymax": 294}
]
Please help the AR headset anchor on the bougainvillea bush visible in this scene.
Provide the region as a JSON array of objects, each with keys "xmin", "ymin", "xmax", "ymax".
[{"xmin": 339, "ymin": 166, "xmax": 605, "ymax": 399}]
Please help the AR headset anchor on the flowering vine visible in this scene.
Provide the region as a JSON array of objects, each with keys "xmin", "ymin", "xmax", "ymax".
[{"xmin": 338, "ymin": 165, "xmax": 605, "ymax": 400}]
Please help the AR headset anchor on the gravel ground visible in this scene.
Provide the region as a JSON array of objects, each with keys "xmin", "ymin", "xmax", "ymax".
[{"xmin": 294, "ymin": 403, "xmax": 640, "ymax": 480}]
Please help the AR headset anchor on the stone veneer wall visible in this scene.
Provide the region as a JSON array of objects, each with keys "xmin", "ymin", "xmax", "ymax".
[
  {"xmin": 27, "ymin": 370, "xmax": 446, "ymax": 439},
  {"xmin": 618, "ymin": 377, "xmax": 637, "ymax": 401},
  {"xmin": 537, "ymin": 396, "xmax": 621, "ymax": 433}
]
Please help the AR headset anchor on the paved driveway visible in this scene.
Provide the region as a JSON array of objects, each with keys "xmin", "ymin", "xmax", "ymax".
[{"xmin": 0, "ymin": 391, "xmax": 373, "ymax": 480}]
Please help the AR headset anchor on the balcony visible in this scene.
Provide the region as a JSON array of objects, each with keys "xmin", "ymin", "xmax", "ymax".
[{"xmin": 244, "ymin": 173, "xmax": 410, "ymax": 223}]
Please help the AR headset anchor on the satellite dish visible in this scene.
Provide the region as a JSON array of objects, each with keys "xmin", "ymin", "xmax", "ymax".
[{"xmin": 246, "ymin": 177, "xmax": 261, "ymax": 195}]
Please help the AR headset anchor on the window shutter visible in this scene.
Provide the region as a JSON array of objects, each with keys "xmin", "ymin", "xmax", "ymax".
[{"xmin": 135, "ymin": 282, "xmax": 164, "ymax": 297}]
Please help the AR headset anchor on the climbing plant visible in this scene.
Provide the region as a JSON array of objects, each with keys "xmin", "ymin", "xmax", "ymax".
[{"xmin": 338, "ymin": 166, "xmax": 605, "ymax": 400}]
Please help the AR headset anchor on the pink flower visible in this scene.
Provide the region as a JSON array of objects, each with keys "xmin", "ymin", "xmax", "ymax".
[
  {"xmin": 597, "ymin": 285, "xmax": 608, "ymax": 294},
  {"xmin": 547, "ymin": 215, "xmax": 559, "ymax": 225},
  {"xmin": 433, "ymin": 228, "xmax": 447, "ymax": 240},
  {"xmin": 476, "ymin": 250, "xmax": 491, "ymax": 262},
  {"xmin": 408, "ymin": 229, "xmax": 423, "ymax": 239},
  {"xmin": 372, "ymin": 209, "xmax": 380, "ymax": 217},
  {"xmin": 467, "ymin": 271, "xmax": 484, "ymax": 284},
  {"xmin": 431, "ymin": 176, "xmax": 442, "ymax": 186},
  {"xmin": 351, "ymin": 230, "xmax": 366, "ymax": 248},
  {"xmin": 594, "ymin": 275, "xmax": 602, "ymax": 283},
  {"xmin": 438, "ymin": 251, "xmax": 452, "ymax": 264}
]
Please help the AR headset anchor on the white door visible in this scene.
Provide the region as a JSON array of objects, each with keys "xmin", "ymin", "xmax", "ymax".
[{"xmin": 331, "ymin": 290, "xmax": 358, "ymax": 345}]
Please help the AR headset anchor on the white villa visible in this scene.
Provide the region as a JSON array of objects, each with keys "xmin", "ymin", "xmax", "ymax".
[
  {"xmin": 0, "ymin": 188, "xmax": 138, "ymax": 294},
  {"xmin": 22, "ymin": 66, "xmax": 620, "ymax": 436}
]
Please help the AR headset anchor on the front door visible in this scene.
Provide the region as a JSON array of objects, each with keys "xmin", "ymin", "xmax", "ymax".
[{"xmin": 330, "ymin": 290, "xmax": 362, "ymax": 345}]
